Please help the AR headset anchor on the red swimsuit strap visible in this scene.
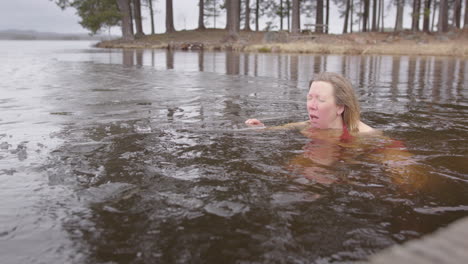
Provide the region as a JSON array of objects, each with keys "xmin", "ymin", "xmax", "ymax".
[{"xmin": 340, "ymin": 122, "xmax": 353, "ymax": 142}]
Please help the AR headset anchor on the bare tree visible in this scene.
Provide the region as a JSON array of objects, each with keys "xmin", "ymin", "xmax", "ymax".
[
  {"xmin": 431, "ymin": 0, "xmax": 438, "ymax": 31},
  {"xmin": 350, "ymin": 0, "xmax": 354, "ymax": 32},
  {"xmin": 380, "ymin": 0, "xmax": 385, "ymax": 31},
  {"xmin": 326, "ymin": 0, "xmax": 329, "ymax": 33},
  {"xmin": 453, "ymin": 0, "xmax": 462, "ymax": 28},
  {"xmin": 199, "ymin": 0, "xmax": 206, "ymax": 30},
  {"xmin": 372, "ymin": 0, "xmax": 378, "ymax": 31},
  {"xmin": 438, "ymin": 0, "xmax": 449, "ymax": 32},
  {"xmin": 316, "ymin": 0, "xmax": 324, "ymax": 33},
  {"xmin": 280, "ymin": 0, "xmax": 284, "ymax": 30},
  {"xmin": 133, "ymin": 0, "xmax": 144, "ymax": 37},
  {"xmin": 343, "ymin": 0, "xmax": 351, "ymax": 33},
  {"xmin": 411, "ymin": 0, "xmax": 421, "ymax": 31},
  {"xmin": 245, "ymin": 0, "xmax": 252, "ymax": 30},
  {"xmin": 205, "ymin": 0, "xmax": 221, "ymax": 28},
  {"xmin": 291, "ymin": 0, "xmax": 300, "ymax": 33},
  {"xmin": 395, "ymin": 0, "xmax": 405, "ymax": 31},
  {"xmin": 117, "ymin": 0, "xmax": 134, "ymax": 40},
  {"xmin": 166, "ymin": 0, "xmax": 175, "ymax": 33},
  {"xmin": 465, "ymin": 0, "xmax": 468, "ymax": 28},
  {"xmin": 147, "ymin": 0, "xmax": 155, "ymax": 34},
  {"xmin": 256, "ymin": 0, "xmax": 260, "ymax": 31},
  {"xmin": 237, "ymin": 0, "xmax": 241, "ymax": 30},
  {"xmin": 422, "ymin": 0, "xmax": 432, "ymax": 32},
  {"xmin": 227, "ymin": 0, "xmax": 240, "ymax": 40},
  {"xmin": 363, "ymin": 0, "xmax": 370, "ymax": 31},
  {"xmin": 226, "ymin": 0, "xmax": 241, "ymax": 31}
]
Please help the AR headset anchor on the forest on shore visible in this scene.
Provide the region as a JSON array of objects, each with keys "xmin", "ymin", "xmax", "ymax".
[{"xmin": 56, "ymin": 0, "xmax": 468, "ymax": 56}]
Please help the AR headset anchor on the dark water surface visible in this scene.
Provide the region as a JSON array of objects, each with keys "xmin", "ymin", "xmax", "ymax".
[{"xmin": 0, "ymin": 41, "xmax": 467, "ymax": 264}]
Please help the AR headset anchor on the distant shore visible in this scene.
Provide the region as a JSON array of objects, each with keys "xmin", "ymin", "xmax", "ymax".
[
  {"xmin": 96, "ymin": 29, "xmax": 468, "ymax": 57},
  {"xmin": 0, "ymin": 29, "xmax": 116, "ymax": 41}
]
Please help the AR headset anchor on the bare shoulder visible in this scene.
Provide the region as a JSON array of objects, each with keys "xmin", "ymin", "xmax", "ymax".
[{"xmin": 358, "ymin": 121, "xmax": 377, "ymax": 133}]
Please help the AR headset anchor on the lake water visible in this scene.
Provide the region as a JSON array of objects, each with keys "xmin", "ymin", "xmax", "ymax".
[{"xmin": 0, "ymin": 40, "xmax": 467, "ymax": 264}]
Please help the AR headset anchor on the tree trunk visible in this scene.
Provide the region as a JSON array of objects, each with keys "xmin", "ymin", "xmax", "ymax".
[
  {"xmin": 280, "ymin": 0, "xmax": 284, "ymax": 31},
  {"xmin": 465, "ymin": 0, "xmax": 468, "ymax": 28},
  {"xmin": 245, "ymin": 0, "xmax": 251, "ymax": 30},
  {"xmin": 422, "ymin": 0, "xmax": 431, "ymax": 32},
  {"xmin": 411, "ymin": 0, "xmax": 420, "ymax": 31},
  {"xmin": 148, "ymin": 0, "xmax": 155, "ymax": 34},
  {"xmin": 453, "ymin": 0, "xmax": 461, "ymax": 28},
  {"xmin": 438, "ymin": 0, "xmax": 449, "ymax": 32},
  {"xmin": 214, "ymin": 1, "xmax": 217, "ymax": 28},
  {"xmin": 316, "ymin": 0, "xmax": 324, "ymax": 33},
  {"xmin": 198, "ymin": 0, "xmax": 206, "ymax": 30},
  {"xmin": 129, "ymin": 0, "xmax": 134, "ymax": 33},
  {"xmin": 117, "ymin": 0, "xmax": 134, "ymax": 40},
  {"xmin": 395, "ymin": 0, "xmax": 404, "ymax": 31},
  {"xmin": 326, "ymin": 0, "xmax": 329, "ymax": 33},
  {"xmin": 133, "ymin": 0, "xmax": 144, "ymax": 37},
  {"xmin": 416, "ymin": 0, "xmax": 421, "ymax": 30},
  {"xmin": 358, "ymin": 0, "xmax": 364, "ymax": 31},
  {"xmin": 227, "ymin": 0, "xmax": 240, "ymax": 40},
  {"xmin": 377, "ymin": 0, "xmax": 381, "ymax": 29},
  {"xmin": 381, "ymin": 0, "xmax": 385, "ymax": 31},
  {"xmin": 291, "ymin": 0, "xmax": 300, "ymax": 33},
  {"xmin": 256, "ymin": 0, "xmax": 260, "ymax": 31},
  {"xmin": 372, "ymin": 0, "xmax": 377, "ymax": 31},
  {"xmin": 363, "ymin": 0, "xmax": 369, "ymax": 32},
  {"xmin": 226, "ymin": 0, "xmax": 231, "ymax": 30},
  {"xmin": 350, "ymin": 0, "xmax": 354, "ymax": 32},
  {"xmin": 343, "ymin": 0, "xmax": 351, "ymax": 33},
  {"xmin": 166, "ymin": 0, "xmax": 175, "ymax": 33},
  {"xmin": 431, "ymin": 0, "xmax": 437, "ymax": 31},
  {"xmin": 287, "ymin": 0, "xmax": 291, "ymax": 31},
  {"xmin": 237, "ymin": 0, "xmax": 241, "ymax": 30}
]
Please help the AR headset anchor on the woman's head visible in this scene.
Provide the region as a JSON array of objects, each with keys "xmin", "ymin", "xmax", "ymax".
[{"xmin": 307, "ymin": 72, "xmax": 361, "ymax": 132}]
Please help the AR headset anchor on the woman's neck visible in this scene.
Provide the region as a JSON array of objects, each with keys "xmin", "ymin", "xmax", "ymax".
[{"xmin": 328, "ymin": 116, "xmax": 344, "ymax": 130}]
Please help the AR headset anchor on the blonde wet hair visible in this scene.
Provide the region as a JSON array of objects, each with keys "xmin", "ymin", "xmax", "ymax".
[{"xmin": 310, "ymin": 72, "xmax": 361, "ymax": 133}]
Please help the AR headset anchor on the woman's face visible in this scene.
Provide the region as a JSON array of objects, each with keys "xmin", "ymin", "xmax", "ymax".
[{"xmin": 307, "ymin": 81, "xmax": 344, "ymax": 129}]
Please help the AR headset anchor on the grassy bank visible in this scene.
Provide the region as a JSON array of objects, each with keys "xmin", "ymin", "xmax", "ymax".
[
  {"xmin": 245, "ymin": 42, "xmax": 468, "ymax": 56},
  {"xmin": 97, "ymin": 29, "xmax": 468, "ymax": 57}
]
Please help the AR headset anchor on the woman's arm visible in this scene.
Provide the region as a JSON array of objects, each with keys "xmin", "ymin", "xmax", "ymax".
[{"xmin": 245, "ymin": 119, "xmax": 309, "ymax": 130}]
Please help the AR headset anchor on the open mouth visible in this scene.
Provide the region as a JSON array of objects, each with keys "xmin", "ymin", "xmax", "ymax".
[{"xmin": 309, "ymin": 114, "xmax": 319, "ymax": 120}]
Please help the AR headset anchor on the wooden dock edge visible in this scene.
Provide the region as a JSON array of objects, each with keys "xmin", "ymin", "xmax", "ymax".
[{"xmin": 368, "ymin": 216, "xmax": 468, "ymax": 264}]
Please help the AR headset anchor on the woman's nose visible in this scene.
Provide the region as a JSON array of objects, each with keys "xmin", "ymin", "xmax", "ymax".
[{"xmin": 308, "ymin": 100, "xmax": 317, "ymax": 109}]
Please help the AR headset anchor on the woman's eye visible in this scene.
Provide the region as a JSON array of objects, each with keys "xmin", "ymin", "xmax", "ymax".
[{"xmin": 318, "ymin": 98, "xmax": 325, "ymax": 102}]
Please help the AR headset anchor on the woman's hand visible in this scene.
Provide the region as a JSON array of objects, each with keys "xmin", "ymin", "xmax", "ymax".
[{"xmin": 245, "ymin": 118, "xmax": 265, "ymax": 127}]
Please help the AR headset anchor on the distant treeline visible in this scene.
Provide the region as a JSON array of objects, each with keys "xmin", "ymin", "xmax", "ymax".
[
  {"xmin": 0, "ymin": 29, "xmax": 115, "ymax": 40},
  {"xmin": 55, "ymin": 0, "xmax": 468, "ymax": 40}
]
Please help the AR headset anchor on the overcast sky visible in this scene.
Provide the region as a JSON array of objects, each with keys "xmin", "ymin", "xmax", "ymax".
[
  {"xmin": 1, "ymin": 0, "xmax": 408, "ymax": 35},
  {"xmin": 0, "ymin": 0, "xmax": 201, "ymax": 34}
]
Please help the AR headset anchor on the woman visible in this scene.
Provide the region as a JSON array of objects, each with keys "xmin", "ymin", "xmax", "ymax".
[
  {"xmin": 245, "ymin": 72, "xmax": 375, "ymax": 135},
  {"xmin": 245, "ymin": 72, "xmax": 427, "ymax": 189}
]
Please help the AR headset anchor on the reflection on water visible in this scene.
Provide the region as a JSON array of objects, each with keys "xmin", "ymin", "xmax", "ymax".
[{"xmin": 0, "ymin": 41, "xmax": 467, "ymax": 263}]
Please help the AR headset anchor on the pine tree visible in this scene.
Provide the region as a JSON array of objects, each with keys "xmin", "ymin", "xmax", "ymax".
[
  {"xmin": 133, "ymin": 0, "xmax": 145, "ymax": 37},
  {"xmin": 291, "ymin": 0, "xmax": 300, "ymax": 33},
  {"xmin": 199, "ymin": 0, "xmax": 206, "ymax": 29},
  {"xmin": 166, "ymin": 0, "xmax": 175, "ymax": 33},
  {"xmin": 227, "ymin": 0, "xmax": 240, "ymax": 39},
  {"xmin": 204, "ymin": 0, "xmax": 223, "ymax": 28}
]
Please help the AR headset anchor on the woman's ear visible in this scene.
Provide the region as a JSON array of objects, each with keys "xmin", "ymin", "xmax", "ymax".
[{"xmin": 337, "ymin": 105, "xmax": 345, "ymax": 116}]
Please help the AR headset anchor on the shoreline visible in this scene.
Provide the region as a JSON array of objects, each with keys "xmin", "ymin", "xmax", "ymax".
[{"xmin": 96, "ymin": 29, "xmax": 468, "ymax": 57}]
